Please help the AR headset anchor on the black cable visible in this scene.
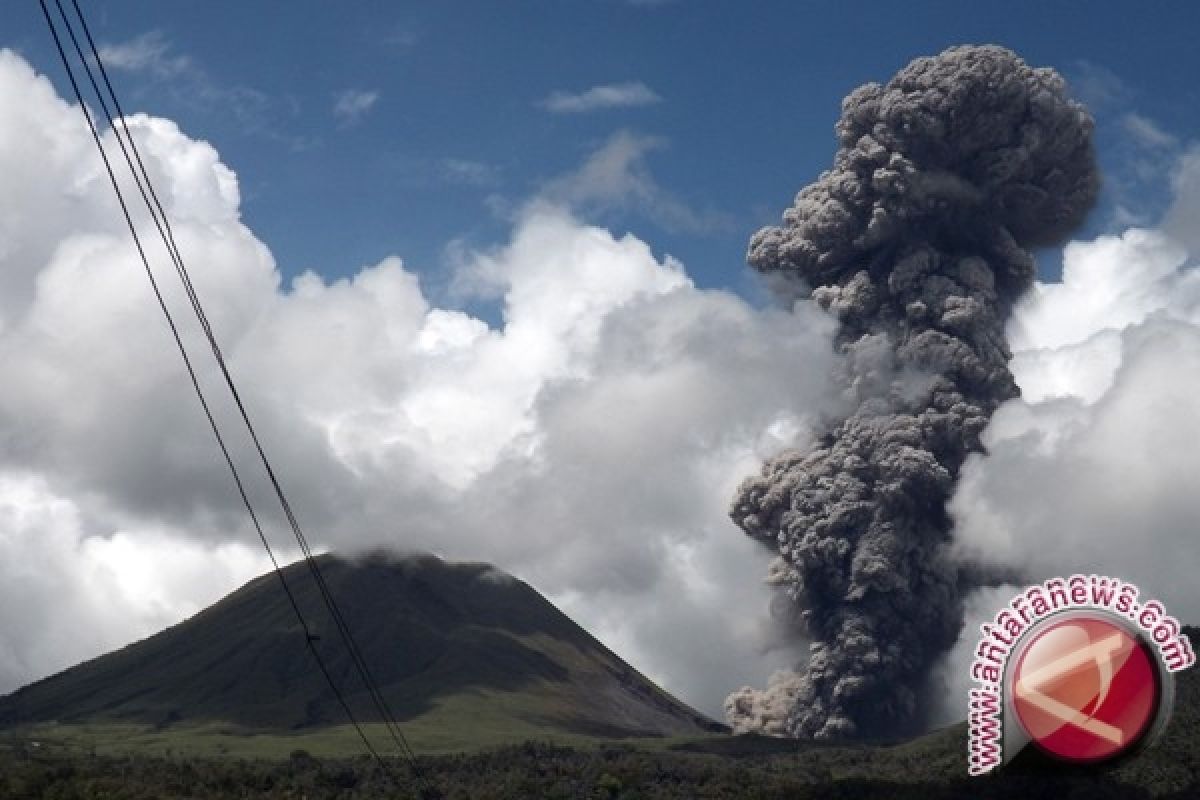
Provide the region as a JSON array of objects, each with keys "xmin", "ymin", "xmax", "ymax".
[
  {"xmin": 39, "ymin": 1, "xmax": 429, "ymax": 794},
  {"xmin": 61, "ymin": 0, "xmax": 422, "ymax": 762},
  {"xmin": 58, "ymin": 1, "xmax": 429, "ymax": 779},
  {"xmin": 62, "ymin": 1, "xmax": 437, "ymax": 788}
]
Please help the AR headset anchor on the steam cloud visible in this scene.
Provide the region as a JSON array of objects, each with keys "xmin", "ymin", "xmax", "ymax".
[{"xmin": 725, "ymin": 45, "xmax": 1099, "ymax": 738}]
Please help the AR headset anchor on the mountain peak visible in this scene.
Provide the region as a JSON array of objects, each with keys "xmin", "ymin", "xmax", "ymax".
[{"xmin": 0, "ymin": 552, "xmax": 723, "ymax": 740}]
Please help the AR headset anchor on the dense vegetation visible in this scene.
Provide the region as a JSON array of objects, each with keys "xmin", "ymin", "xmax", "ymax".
[
  {"xmin": 5, "ymin": 654, "xmax": 1195, "ymax": 800},
  {"xmin": 1, "ymin": 737, "xmax": 1198, "ymax": 800},
  {"xmin": 3, "ymin": 656, "xmax": 1197, "ymax": 799}
]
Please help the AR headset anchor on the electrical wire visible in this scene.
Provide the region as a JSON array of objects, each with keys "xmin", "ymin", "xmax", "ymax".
[
  {"xmin": 39, "ymin": 2, "xmax": 436, "ymax": 795},
  {"xmin": 52, "ymin": 4, "xmax": 427, "ymax": 771}
]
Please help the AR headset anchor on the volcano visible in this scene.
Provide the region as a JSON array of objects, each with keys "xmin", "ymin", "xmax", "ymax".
[{"xmin": 0, "ymin": 552, "xmax": 723, "ymax": 743}]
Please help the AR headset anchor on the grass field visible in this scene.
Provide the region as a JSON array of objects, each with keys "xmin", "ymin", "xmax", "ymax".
[
  {"xmin": 4, "ymin": 720, "xmax": 1196, "ymax": 799},
  {"xmin": 0, "ymin": 688, "xmax": 730, "ymax": 760}
]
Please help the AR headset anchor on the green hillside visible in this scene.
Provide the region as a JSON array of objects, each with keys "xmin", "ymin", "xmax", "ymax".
[{"xmin": 0, "ymin": 552, "xmax": 723, "ymax": 753}]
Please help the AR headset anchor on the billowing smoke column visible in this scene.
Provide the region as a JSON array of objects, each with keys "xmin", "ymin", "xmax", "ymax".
[{"xmin": 726, "ymin": 45, "xmax": 1099, "ymax": 739}]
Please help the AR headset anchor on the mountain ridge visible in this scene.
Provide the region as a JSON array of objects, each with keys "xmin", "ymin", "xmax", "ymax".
[{"xmin": 0, "ymin": 551, "xmax": 724, "ymax": 741}]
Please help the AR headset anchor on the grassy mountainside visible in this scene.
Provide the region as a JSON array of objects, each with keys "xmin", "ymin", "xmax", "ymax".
[{"xmin": 0, "ymin": 552, "xmax": 722, "ymax": 746}]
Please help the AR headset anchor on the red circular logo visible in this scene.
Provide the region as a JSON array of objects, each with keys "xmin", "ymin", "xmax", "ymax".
[{"xmin": 1012, "ymin": 616, "xmax": 1160, "ymax": 763}]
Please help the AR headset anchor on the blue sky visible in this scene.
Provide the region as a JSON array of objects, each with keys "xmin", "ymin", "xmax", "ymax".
[{"xmin": 12, "ymin": 1, "xmax": 1200, "ymax": 304}]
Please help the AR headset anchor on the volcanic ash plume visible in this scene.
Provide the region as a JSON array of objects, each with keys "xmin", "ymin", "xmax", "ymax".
[{"xmin": 725, "ymin": 45, "xmax": 1099, "ymax": 739}]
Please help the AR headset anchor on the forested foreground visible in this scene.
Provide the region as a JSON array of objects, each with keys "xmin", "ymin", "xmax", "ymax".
[{"xmin": 2, "ymin": 740, "xmax": 1198, "ymax": 800}]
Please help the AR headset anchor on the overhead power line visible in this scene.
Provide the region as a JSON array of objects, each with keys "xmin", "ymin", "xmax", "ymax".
[{"xmin": 39, "ymin": 1, "xmax": 436, "ymax": 796}]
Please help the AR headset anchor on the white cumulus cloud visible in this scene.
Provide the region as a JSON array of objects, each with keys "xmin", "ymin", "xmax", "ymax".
[
  {"xmin": 930, "ymin": 173, "xmax": 1200, "ymax": 722},
  {"xmin": 951, "ymin": 226, "xmax": 1200, "ymax": 617},
  {"xmin": 0, "ymin": 49, "xmax": 840, "ymax": 717}
]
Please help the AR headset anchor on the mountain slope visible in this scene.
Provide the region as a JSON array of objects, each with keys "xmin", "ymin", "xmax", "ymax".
[{"xmin": 0, "ymin": 552, "xmax": 723, "ymax": 740}]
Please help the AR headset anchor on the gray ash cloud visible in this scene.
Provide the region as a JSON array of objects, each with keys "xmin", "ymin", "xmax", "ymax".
[{"xmin": 725, "ymin": 45, "xmax": 1099, "ymax": 739}]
